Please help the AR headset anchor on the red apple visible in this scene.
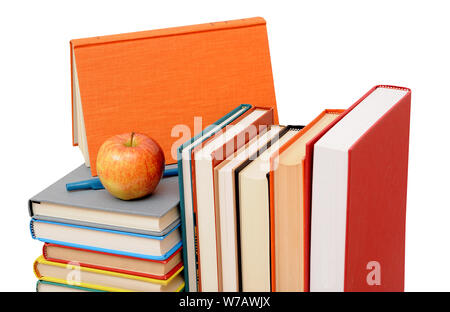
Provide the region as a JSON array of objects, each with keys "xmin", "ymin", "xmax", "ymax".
[{"xmin": 96, "ymin": 132, "xmax": 165, "ymax": 200}]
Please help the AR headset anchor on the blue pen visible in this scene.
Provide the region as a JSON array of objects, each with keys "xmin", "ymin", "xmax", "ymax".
[{"xmin": 66, "ymin": 167, "xmax": 178, "ymax": 191}]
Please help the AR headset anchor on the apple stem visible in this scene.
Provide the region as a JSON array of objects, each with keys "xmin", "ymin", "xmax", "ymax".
[{"xmin": 130, "ymin": 132, "xmax": 135, "ymax": 147}]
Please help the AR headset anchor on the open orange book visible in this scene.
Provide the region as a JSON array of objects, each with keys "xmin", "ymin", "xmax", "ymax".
[
  {"xmin": 71, "ymin": 17, "xmax": 278, "ymax": 175},
  {"xmin": 269, "ymin": 109, "xmax": 344, "ymax": 292}
]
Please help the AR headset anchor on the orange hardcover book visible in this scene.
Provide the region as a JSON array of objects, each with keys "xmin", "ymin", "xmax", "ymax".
[
  {"xmin": 269, "ymin": 109, "xmax": 344, "ymax": 292},
  {"xmin": 71, "ymin": 17, "xmax": 278, "ymax": 176}
]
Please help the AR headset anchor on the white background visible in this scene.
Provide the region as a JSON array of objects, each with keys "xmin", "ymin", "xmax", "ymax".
[{"xmin": 0, "ymin": 0, "xmax": 449, "ymax": 291}]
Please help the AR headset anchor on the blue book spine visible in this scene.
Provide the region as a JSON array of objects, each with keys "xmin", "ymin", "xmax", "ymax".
[{"xmin": 30, "ymin": 218, "xmax": 182, "ymax": 261}]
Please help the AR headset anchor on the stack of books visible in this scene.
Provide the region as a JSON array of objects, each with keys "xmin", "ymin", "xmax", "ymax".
[
  {"xmin": 28, "ymin": 17, "xmax": 411, "ymax": 292},
  {"xmin": 29, "ymin": 164, "xmax": 185, "ymax": 292},
  {"xmin": 29, "ymin": 17, "xmax": 282, "ymax": 293},
  {"xmin": 179, "ymin": 85, "xmax": 411, "ymax": 292}
]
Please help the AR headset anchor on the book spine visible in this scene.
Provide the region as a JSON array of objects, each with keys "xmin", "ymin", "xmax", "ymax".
[
  {"xmin": 42, "ymin": 243, "xmax": 48, "ymax": 259},
  {"xmin": 28, "ymin": 200, "xmax": 36, "ymax": 217},
  {"xmin": 29, "ymin": 219, "xmax": 36, "ymax": 239},
  {"xmin": 70, "ymin": 41, "xmax": 77, "ymax": 146},
  {"xmin": 177, "ymin": 147, "xmax": 190, "ymax": 291},
  {"xmin": 33, "ymin": 258, "xmax": 41, "ymax": 279}
]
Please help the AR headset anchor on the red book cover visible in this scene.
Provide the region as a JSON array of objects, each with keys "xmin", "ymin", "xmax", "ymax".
[
  {"xmin": 344, "ymin": 86, "xmax": 410, "ymax": 291},
  {"xmin": 42, "ymin": 243, "xmax": 183, "ymax": 280},
  {"xmin": 309, "ymin": 85, "xmax": 411, "ymax": 291}
]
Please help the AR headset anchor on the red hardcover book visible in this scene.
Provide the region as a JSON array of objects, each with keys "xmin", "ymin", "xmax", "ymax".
[
  {"xmin": 309, "ymin": 85, "xmax": 411, "ymax": 292},
  {"xmin": 42, "ymin": 243, "xmax": 183, "ymax": 280}
]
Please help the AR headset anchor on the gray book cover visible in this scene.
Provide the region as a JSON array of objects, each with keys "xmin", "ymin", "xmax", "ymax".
[{"xmin": 29, "ymin": 164, "xmax": 180, "ymax": 235}]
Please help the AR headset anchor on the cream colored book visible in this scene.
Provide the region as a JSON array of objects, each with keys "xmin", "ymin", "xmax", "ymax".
[
  {"xmin": 214, "ymin": 126, "xmax": 284, "ymax": 291},
  {"xmin": 192, "ymin": 107, "xmax": 273, "ymax": 291},
  {"xmin": 236, "ymin": 126, "xmax": 300, "ymax": 292},
  {"xmin": 31, "ymin": 219, "xmax": 181, "ymax": 260},
  {"xmin": 179, "ymin": 104, "xmax": 251, "ymax": 292}
]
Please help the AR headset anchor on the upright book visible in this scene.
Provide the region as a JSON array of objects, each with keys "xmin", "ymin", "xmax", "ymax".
[
  {"xmin": 269, "ymin": 109, "xmax": 343, "ymax": 292},
  {"xmin": 192, "ymin": 107, "xmax": 274, "ymax": 291},
  {"xmin": 310, "ymin": 85, "xmax": 411, "ymax": 292},
  {"xmin": 177, "ymin": 104, "xmax": 253, "ymax": 292},
  {"xmin": 236, "ymin": 126, "xmax": 303, "ymax": 292},
  {"xmin": 215, "ymin": 126, "xmax": 284, "ymax": 291},
  {"xmin": 71, "ymin": 17, "xmax": 278, "ymax": 175}
]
